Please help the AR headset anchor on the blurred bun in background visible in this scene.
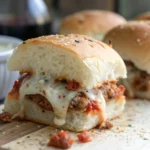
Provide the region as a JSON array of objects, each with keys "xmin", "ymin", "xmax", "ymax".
[{"xmin": 103, "ymin": 21, "xmax": 150, "ymax": 99}]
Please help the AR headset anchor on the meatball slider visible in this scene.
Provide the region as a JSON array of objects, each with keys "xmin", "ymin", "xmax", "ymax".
[
  {"xmin": 103, "ymin": 21, "xmax": 150, "ymax": 99},
  {"xmin": 4, "ymin": 34, "xmax": 126, "ymax": 132},
  {"xmin": 59, "ymin": 10, "xmax": 126, "ymax": 40}
]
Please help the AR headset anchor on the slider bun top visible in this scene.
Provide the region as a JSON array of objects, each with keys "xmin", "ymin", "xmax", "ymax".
[
  {"xmin": 7, "ymin": 34, "xmax": 126, "ymax": 88},
  {"xmin": 135, "ymin": 12, "xmax": 150, "ymax": 21},
  {"xmin": 59, "ymin": 10, "xmax": 126, "ymax": 40},
  {"xmin": 103, "ymin": 21, "xmax": 150, "ymax": 74}
]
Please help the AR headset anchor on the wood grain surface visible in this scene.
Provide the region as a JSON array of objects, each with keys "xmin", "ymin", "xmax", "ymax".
[{"xmin": 0, "ymin": 99, "xmax": 150, "ymax": 150}]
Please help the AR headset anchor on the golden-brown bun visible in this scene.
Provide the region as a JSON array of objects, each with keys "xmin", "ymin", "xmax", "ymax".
[
  {"xmin": 7, "ymin": 34, "xmax": 126, "ymax": 89},
  {"xmin": 59, "ymin": 10, "xmax": 126, "ymax": 40},
  {"xmin": 4, "ymin": 96, "xmax": 125, "ymax": 132},
  {"xmin": 103, "ymin": 21, "xmax": 150, "ymax": 74},
  {"xmin": 135, "ymin": 12, "xmax": 150, "ymax": 21}
]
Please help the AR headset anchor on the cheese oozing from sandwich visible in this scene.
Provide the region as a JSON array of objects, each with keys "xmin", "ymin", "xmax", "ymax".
[{"xmin": 19, "ymin": 76, "xmax": 106, "ymax": 126}]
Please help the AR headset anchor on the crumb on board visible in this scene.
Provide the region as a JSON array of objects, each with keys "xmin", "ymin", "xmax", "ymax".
[
  {"xmin": 77, "ymin": 131, "xmax": 92, "ymax": 143},
  {"xmin": 0, "ymin": 112, "xmax": 12, "ymax": 123},
  {"xmin": 100, "ymin": 120, "xmax": 113, "ymax": 129},
  {"xmin": 48, "ymin": 130, "xmax": 74, "ymax": 149}
]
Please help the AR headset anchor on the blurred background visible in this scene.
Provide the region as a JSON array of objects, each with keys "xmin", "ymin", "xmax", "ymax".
[{"xmin": 0, "ymin": 0, "xmax": 150, "ymax": 40}]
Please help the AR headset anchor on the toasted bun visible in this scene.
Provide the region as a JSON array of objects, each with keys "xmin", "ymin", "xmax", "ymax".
[
  {"xmin": 59, "ymin": 10, "xmax": 126, "ymax": 40},
  {"xmin": 135, "ymin": 12, "xmax": 150, "ymax": 21},
  {"xmin": 7, "ymin": 34, "xmax": 126, "ymax": 88},
  {"xmin": 103, "ymin": 21, "xmax": 150, "ymax": 74},
  {"xmin": 4, "ymin": 96, "xmax": 125, "ymax": 132}
]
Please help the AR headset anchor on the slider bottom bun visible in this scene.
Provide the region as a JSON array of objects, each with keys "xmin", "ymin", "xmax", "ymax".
[
  {"xmin": 122, "ymin": 78, "xmax": 150, "ymax": 99},
  {"xmin": 135, "ymin": 91, "xmax": 150, "ymax": 100},
  {"xmin": 120, "ymin": 61, "xmax": 150, "ymax": 100},
  {"xmin": 4, "ymin": 96, "xmax": 125, "ymax": 132},
  {"xmin": 123, "ymin": 81, "xmax": 150, "ymax": 99}
]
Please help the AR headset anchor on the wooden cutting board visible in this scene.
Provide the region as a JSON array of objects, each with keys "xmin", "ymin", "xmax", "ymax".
[{"xmin": 0, "ymin": 99, "xmax": 150, "ymax": 150}]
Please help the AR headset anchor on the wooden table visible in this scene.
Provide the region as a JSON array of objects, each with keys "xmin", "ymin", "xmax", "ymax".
[{"xmin": 0, "ymin": 99, "xmax": 150, "ymax": 150}]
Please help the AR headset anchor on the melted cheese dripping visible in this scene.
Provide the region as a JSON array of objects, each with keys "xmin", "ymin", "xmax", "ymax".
[{"xmin": 19, "ymin": 76, "xmax": 107, "ymax": 126}]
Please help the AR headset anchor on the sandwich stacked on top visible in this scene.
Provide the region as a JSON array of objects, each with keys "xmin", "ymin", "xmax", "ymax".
[
  {"xmin": 104, "ymin": 21, "xmax": 150, "ymax": 99},
  {"xmin": 4, "ymin": 34, "xmax": 126, "ymax": 132},
  {"xmin": 60, "ymin": 10, "xmax": 126, "ymax": 40}
]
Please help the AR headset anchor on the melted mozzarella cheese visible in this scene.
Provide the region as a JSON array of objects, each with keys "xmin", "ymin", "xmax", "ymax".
[{"xmin": 19, "ymin": 76, "xmax": 107, "ymax": 126}]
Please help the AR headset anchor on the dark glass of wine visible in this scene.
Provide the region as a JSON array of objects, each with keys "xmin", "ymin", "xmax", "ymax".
[{"xmin": 0, "ymin": 0, "xmax": 52, "ymax": 40}]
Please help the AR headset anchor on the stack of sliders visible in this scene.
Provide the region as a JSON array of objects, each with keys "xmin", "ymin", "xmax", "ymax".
[
  {"xmin": 59, "ymin": 10, "xmax": 126, "ymax": 40},
  {"xmin": 103, "ymin": 21, "xmax": 150, "ymax": 99},
  {"xmin": 4, "ymin": 34, "xmax": 127, "ymax": 132}
]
